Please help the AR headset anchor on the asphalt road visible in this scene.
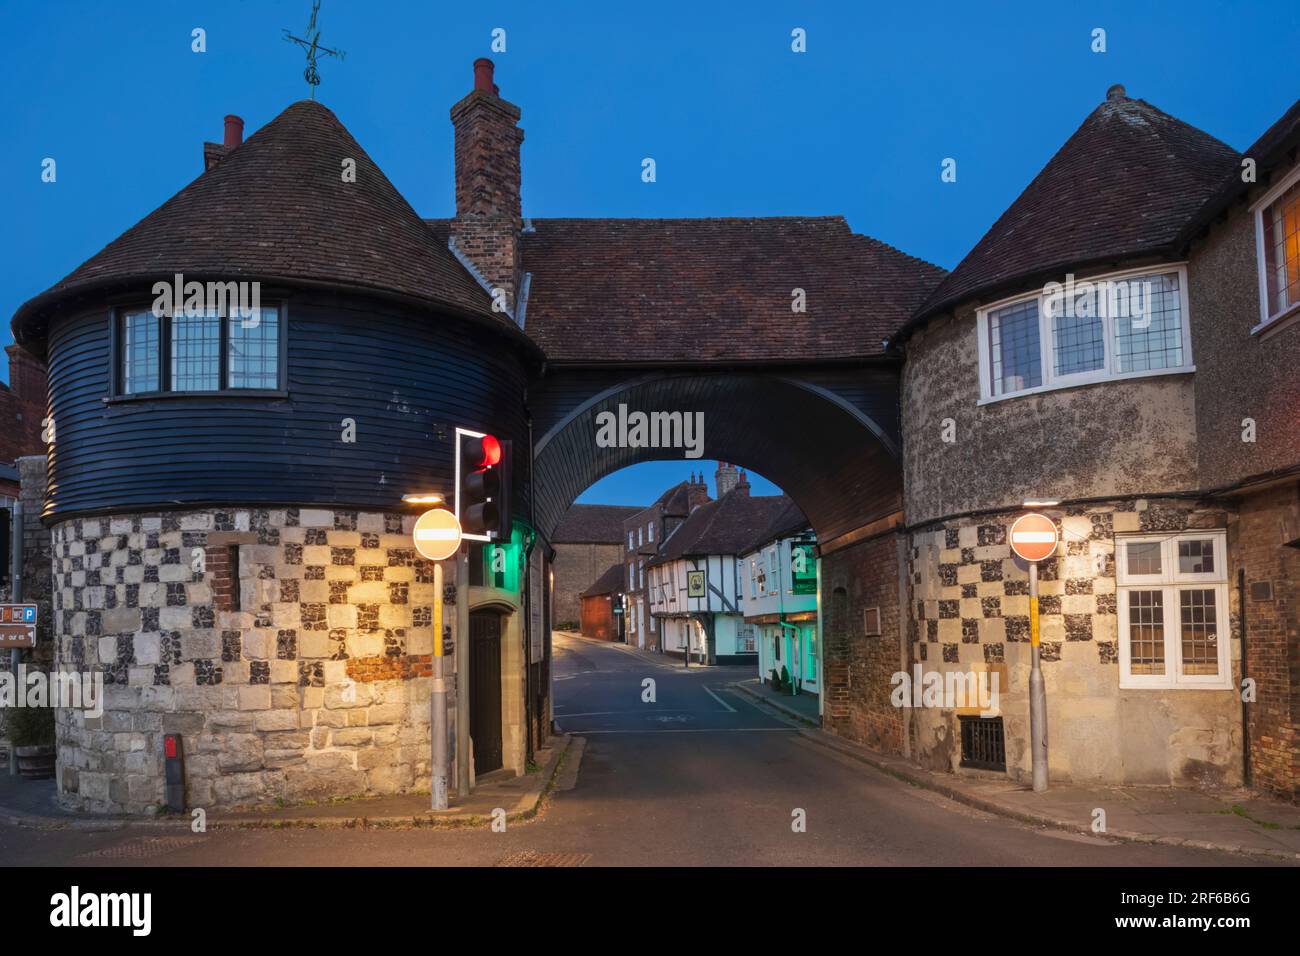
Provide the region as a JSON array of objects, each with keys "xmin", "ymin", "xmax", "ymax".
[{"xmin": 0, "ymin": 632, "xmax": 1282, "ymax": 867}]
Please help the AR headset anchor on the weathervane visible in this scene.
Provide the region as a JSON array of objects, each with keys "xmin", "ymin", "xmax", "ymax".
[{"xmin": 283, "ymin": 0, "xmax": 345, "ymax": 100}]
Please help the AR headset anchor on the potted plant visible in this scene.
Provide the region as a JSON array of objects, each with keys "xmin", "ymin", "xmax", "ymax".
[
  {"xmin": 770, "ymin": 667, "xmax": 784, "ymax": 692},
  {"xmin": 7, "ymin": 705, "xmax": 56, "ymax": 779},
  {"xmin": 780, "ymin": 665, "xmax": 792, "ymax": 695}
]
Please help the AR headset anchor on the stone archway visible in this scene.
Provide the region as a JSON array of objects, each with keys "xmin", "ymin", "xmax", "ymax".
[
  {"xmin": 532, "ymin": 371, "xmax": 903, "ymax": 552},
  {"xmin": 532, "ymin": 369, "xmax": 910, "ymax": 752}
]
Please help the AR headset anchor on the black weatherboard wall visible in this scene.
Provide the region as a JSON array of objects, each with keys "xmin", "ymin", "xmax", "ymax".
[{"xmin": 43, "ymin": 290, "xmax": 532, "ymax": 520}]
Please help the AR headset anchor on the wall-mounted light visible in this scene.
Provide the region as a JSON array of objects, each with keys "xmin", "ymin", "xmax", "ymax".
[
  {"xmin": 402, "ymin": 492, "xmax": 445, "ymax": 506},
  {"xmin": 1022, "ymin": 499, "xmax": 1060, "ymax": 508}
]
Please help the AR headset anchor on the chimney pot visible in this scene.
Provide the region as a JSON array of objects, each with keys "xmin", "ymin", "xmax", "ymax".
[
  {"xmin": 1106, "ymin": 83, "xmax": 1126, "ymax": 102},
  {"xmin": 223, "ymin": 114, "xmax": 244, "ymax": 148},
  {"xmin": 473, "ymin": 58, "xmax": 496, "ymax": 93}
]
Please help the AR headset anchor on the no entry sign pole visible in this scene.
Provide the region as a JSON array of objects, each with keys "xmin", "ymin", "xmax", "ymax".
[
  {"xmin": 1010, "ymin": 512, "xmax": 1059, "ymax": 794},
  {"xmin": 413, "ymin": 508, "xmax": 462, "ymax": 811}
]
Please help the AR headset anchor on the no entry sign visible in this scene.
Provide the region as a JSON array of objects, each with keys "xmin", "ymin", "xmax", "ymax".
[
  {"xmin": 1009, "ymin": 513, "xmax": 1059, "ymax": 562},
  {"xmin": 412, "ymin": 508, "xmax": 462, "ymax": 562}
]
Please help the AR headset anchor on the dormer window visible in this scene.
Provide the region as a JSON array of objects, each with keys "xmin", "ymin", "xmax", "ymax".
[
  {"xmin": 976, "ymin": 266, "xmax": 1192, "ymax": 402},
  {"xmin": 1253, "ymin": 165, "xmax": 1300, "ymax": 332},
  {"xmin": 114, "ymin": 305, "xmax": 282, "ymax": 397}
]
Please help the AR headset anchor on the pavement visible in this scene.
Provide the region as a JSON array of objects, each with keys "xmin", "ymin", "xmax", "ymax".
[
  {"xmin": 729, "ymin": 665, "xmax": 1300, "ymax": 862},
  {"xmin": 0, "ymin": 735, "xmax": 575, "ymax": 831}
]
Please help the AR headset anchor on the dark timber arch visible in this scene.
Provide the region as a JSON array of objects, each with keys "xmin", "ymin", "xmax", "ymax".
[{"xmin": 531, "ymin": 370, "xmax": 903, "ymax": 550}]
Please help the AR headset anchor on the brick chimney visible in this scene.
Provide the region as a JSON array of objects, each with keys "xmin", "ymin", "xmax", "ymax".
[
  {"xmin": 715, "ymin": 462, "xmax": 740, "ymax": 497},
  {"xmin": 203, "ymin": 114, "xmax": 244, "ymax": 171},
  {"xmin": 1, "ymin": 345, "xmax": 47, "ymax": 461},
  {"xmin": 687, "ymin": 472, "xmax": 711, "ymax": 512},
  {"xmin": 735, "ymin": 469, "xmax": 751, "ymax": 497},
  {"xmin": 5, "ymin": 345, "xmax": 46, "ymax": 407},
  {"xmin": 450, "ymin": 58, "xmax": 525, "ymax": 313}
]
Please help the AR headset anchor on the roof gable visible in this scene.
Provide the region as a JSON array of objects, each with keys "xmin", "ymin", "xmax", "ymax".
[
  {"xmin": 907, "ymin": 88, "xmax": 1240, "ymax": 332},
  {"xmin": 649, "ymin": 492, "xmax": 792, "ymax": 565},
  {"xmin": 13, "ymin": 101, "xmax": 508, "ymax": 353}
]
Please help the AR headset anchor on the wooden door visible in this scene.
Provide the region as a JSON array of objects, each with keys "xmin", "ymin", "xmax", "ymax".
[{"xmin": 469, "ymin": 610, "xmax": 503, "ymax": 775}]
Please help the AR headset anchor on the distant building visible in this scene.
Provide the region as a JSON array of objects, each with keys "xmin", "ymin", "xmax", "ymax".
[
  {"xmin": 621, "ymin": 478, "xmax": 704, "ymax": 650},
  {"xmin": 550, "ymin": 503, "xmax": 642, "ymax": 629},
  {"xmin": 580, "ymin": 562, "xmax": 628, "ymax": 642},
  {"xmin": 648, "ymin": 474, "xmax": 789, "ymax": 665},
  {"xmin": 739, "ymin": 500, "xmax": 819, "ymax": 694},
  {"xmin": 0, "ymin": 344, "xmax": 47, "ymax": 500}
]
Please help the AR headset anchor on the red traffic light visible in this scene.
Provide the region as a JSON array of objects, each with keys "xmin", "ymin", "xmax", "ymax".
[{"xmin": 478, "ymin": 434, "xmax": 502, "ymax": 468}]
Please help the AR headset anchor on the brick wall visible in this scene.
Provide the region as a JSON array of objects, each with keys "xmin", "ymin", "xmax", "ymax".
[
  {"xmin": 821, "ymin": 532, "xmax": 906, "ymax": 754},
  {"xmin": 551, "ymin": 541, "xmax": 622, "ymax": 627},
  {"xmin": 1235, "ymin": 482, "xmax": 1300, "ymax": 799},
  {"xmin": 581, "ymin": 593, "xmax": 617, "ymax": 641},
  {"xmin": 0, "ymin": 345, "xmax": 47, "ymax": 468}
]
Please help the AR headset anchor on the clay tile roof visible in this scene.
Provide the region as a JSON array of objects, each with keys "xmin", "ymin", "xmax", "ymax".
[
  {"xmin": 582, "ymin": 562, "xmax": 628, "ymax": 598},
  {"xmin": 12, "ymin": 100, "xmax": 513, "ymax": 355},
  {"xmin": 649, "ymin": 492, "xmax": 792, "ymax": 566},
  {"xmin": 1179, "ymin": 97, "xmax": 1300, "ymax": 246},
  {"xmin": 511, "ymin": 217, "xmax": 945, "ymax": 363},
  {"xmin": 652, "ymin": 480, "xmax": 692, "ymax": 516},
  {"xmin": 901, "ymin": 89, "xmax": 1241, "ymax": 339},
  {"xmin": 551, "ymin": 503, "xmax": 644, "ymax": 544},
  {"xmin": 746, "ymin": 497, "xmax": 811, "ymax": 553}
]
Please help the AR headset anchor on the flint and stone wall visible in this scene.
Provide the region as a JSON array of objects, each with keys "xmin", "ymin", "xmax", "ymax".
[
  {"xmin": 53, "ymin": 506, "xmax": 454, "ymax": 815},
  {"xmin": 907, "ymin": 498, "xmax": 1242, "ymax": 786}
]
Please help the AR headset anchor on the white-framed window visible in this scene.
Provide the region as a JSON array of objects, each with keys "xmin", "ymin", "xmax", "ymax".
[
  {"xmin": 1116, "ymin": 531, "xmax": 1230, "ymax": 690},
  {"xmin": 1252, "ymin": 164, "xmax": 1300, "ymax": 332},
  {"xmin": 648, "ymin": 522, "xmax": 655, "ymax": 543},
  {"xmin": 637, "ymin": 527, "xmax": 643, "ymax": 546},
  {"xmin": 628, "ymin": 531, "xmax": 634, "ymax": 550},
  {"xmin": 748, "ymin": 557, "xmax": 758, "ymax": 598},
  {"xmin": 975, "ymin": 265, "xmax": 1193, "ymax": 402},
  {"xmin": 638, "ymin": 560, "xmax": 644, "ymax": 590},
  {"xmin": 628, "ymin": 561, "xmax": 635, "ymax": 590}
]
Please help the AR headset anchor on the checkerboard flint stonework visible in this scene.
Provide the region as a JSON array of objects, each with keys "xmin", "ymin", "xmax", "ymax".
[
  {"xmin": 51, "ymin": 507, "xmax": 450, "ymax": 814},
  {"xmin": 904, "ymin": 497, "xmax": 1243, "ymax": 786}
]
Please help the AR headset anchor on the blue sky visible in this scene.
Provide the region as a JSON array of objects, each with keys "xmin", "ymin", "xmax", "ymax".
[{"xmin": 1, "ymin": 1, "xmax": 1295, "ymax": 506}]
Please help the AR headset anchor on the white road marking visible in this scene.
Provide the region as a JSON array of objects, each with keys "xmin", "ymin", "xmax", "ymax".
[
  {"xmin": 702, "ymin": 686, "xmax": 736, "ymax": 712},
  {"xmin": 565, "ymin": 728, "xmax": 798, "ymax": 735}
]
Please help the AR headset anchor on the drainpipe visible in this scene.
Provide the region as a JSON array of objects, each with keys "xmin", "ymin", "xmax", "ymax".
[
  {"xmin": 8, "ymin": 500, "xmax": 21, "ymax": 775},
  {"xmin": 524, "ymin": 413, "xmax": 536, "ymax": 763},
  {"xmin": 1238, "ymin": 568, "xmax": 1251, "ymax": 788}
]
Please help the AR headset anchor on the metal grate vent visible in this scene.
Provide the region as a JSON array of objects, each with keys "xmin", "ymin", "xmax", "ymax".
[{"xmin": 959, "ymin": 715, "xmax": 1006, "ymax": 772}]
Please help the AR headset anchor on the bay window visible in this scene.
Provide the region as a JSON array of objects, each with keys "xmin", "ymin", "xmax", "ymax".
[
  {"xmin": 1117, "ymin": 531, "xmax": 1230, "ymax": 689},
  {"xmin": 115, "ymin": 305, "xmax": 282, "ymax": 396},
  {"xmin": 977, "ymin": 266, "xmax": 1192, "ymax": 401}
]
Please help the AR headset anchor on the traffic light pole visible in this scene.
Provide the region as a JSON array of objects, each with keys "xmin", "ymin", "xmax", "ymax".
[
  {"xmin": 431, "ymin": 559, "xmax": 449, "ymax": 810},
  {"xmin": 1028, "ymin": 561, "xmax": 1048, "ymax": 792}
]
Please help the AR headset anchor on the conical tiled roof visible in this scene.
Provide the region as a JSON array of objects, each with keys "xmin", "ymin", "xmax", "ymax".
[
  {"xmin": 12, "ymin": 100, "xmax": 509, "ymax": 354},
  {"xmin": 903, "ymin": 87, "xmax": 1240, "ymax": 335}
]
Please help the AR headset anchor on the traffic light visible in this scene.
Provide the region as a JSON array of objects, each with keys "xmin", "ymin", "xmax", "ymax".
[{"xmin": 455, "ymin": 428, "xmax": 511, "ymax": 540}]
